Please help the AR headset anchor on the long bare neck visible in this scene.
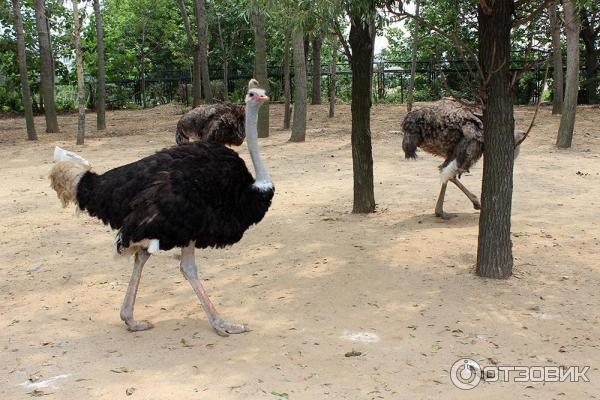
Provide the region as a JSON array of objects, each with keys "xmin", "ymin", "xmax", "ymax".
[{"xmin": 245, "ymin": 105, "xmax": 272, "ymax": 190}]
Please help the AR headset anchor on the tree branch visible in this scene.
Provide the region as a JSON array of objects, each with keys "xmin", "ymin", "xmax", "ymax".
[{"xmin": 333, "ymin": 19, "xmax": 352, "ymax": 63}]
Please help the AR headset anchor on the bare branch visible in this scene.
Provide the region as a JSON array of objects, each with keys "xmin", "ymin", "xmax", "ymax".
[
  {"xmin": 333, "ymin": 20, "xmax": 352, "ymax": 63},
  {"xmin": 517, "ymin": 59, "xmax": 550, "ymax": 147},
  {"xmin": 513, "ymin": 0, "xmax": 554, "ymax": 27},
  {"xmin": 385, "ymin": 2, "xmax": 485, "ymax": 82}
]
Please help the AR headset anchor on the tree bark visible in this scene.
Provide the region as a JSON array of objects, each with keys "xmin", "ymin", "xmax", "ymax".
[
  {"xmin": 34, "ymin": 0, "xmax": 59, "ymax": 132},
  {"xmin": 176, "ymin": 0, "xmax": 201, "ymax": 106},
  {"xmin": 348, "ymin": 9, "xmax": 376, "ymax": 214},
  {"xmin": 94, "ymin": 0, "xmax": 106, "ymax": 130},
  {"xmin": 252, "ymin": 12, "xmax": 269, "ymax": 138},
  {"xmin": 216, "ymin": 18, "xmax": 228, "ymax": 101},
  {"xmin": 311, "ymin": 34, "xmax": 323, "ymax": 105},
  {"xmin": 556, "ymin": 0, "xmax": 580, "ymax": 148},
  {"xmin": 290, "ymin": 27, "xmax": 307, "ymax": 142},
  {"xmin": 194, "ymin": 0, "xmax": 212, "ymax": 101},
  {"xmin": 580, "ymin": 8, "xmax": 598, "ymax": 104},
  {"xmin": 407, "ymin": 0, "xmax": 420, "ymax": 112},
  {"xmin": 549, "ymin": 2, "xmax": 563, "ymax": 114},
  {"xmin": 71, "ymin": 0, "xmax": 85, "ymax": 145},
  {"xmin": 140, "ymin": 26, "xmax": 146, "ymax": 108},
  {"xmin": 12, "ymin": 0, "xmax": 37, "ymax": 140},
  {"xmin": 329, "ymin": 34, "xmax": 338, "ymax": 118},
  {"xmin": 283, "ymin": 30, "xmax": 292, "ymax": 129},
  {"xmin": 476, "ymin": 0, "xmax": 515, "ymax": 279}
]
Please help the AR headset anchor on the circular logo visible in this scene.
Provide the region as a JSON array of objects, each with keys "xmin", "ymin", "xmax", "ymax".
[{"xmin": 450, "ymin": 358, "xmax": 482, "ymax": 390}]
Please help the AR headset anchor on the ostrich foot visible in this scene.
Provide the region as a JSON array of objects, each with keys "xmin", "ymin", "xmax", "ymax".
[
  {"xmin": 435, "ymin": 211, "xmax": 457, "ymax": 220},
  {"xmin": 210, "ymin": 317, "xmax": 250, "ymax": 337},
  {"xmin": 124, "ymin": 319, "xmax": 154, "ymax": 332}
]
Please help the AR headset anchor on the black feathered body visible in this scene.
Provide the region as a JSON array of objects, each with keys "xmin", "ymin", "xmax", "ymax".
[
  {"xmin": 402, "ymin": 98, "xmax": 484, "ymax": 175},
  {"xmin": 176, "ymin": 103, "xmax": 245, "ymax": 146},
  {"xmin": 75, "ymin": 142, "xmax": 274, "ymax": 252}
]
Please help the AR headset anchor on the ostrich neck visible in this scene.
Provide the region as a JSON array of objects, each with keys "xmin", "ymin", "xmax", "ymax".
[{"xmin": 245, "ymin": 105, "xmax": 272, "ymax": 190}]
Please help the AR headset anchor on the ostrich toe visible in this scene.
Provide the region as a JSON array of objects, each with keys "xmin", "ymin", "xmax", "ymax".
[
  {"xmin": 211, "ymin": 317, "xmax": 250, "ymax": 337},
  {"xmin": 125, "ymin": 319, "xmax": 154, "ymax": 332},
  {"xmin": 436, "ymin": 211, "xmax": 458, "ymax": 220}
]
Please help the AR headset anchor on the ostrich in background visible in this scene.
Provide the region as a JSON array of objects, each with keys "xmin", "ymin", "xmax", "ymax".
[
  {"xmin": 50, "ymin": 80, "xmax": 273, "ymax": 336},
  {"xmin": 175, "ymin": 79, "xmax": 261, "ymax": 146},
  {"xmin": 402, "ymin": 98, "xmax": 524, "ymax": 219}
]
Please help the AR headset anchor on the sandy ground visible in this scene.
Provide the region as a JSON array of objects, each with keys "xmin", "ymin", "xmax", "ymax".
[{"xmin": 1, "ymin": 103, "xmax": 599, "ymax": 400}]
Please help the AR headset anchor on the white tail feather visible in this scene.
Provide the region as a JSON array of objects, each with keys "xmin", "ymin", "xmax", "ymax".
[
  {"xmin": 440, "ymin": 160, "xmax": 458, "ymax": 184},
  {"xmin": 54, "ymin": 146, "xmax": 91, "ymax": 168}
]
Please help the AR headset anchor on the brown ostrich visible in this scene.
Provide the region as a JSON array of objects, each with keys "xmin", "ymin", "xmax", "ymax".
[
  {"xmin": 175, "ymin": 79, "xmax": 260, "ymax": 146},
  {"xmin": 402, "ymin": 98, "xmax": 524, "ymax": 219}
]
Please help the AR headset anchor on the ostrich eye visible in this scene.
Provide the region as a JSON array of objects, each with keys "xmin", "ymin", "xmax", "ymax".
[{"xmin": 248, "ymin": 93, "xmax": 254, "ymax": 97}]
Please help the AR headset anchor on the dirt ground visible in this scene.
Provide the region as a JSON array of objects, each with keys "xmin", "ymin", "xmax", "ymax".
[{"xmin": 1, "ymin": 103, "xmax": 599, "ymax": 400}]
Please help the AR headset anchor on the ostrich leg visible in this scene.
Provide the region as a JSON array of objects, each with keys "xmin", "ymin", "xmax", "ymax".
[
  {"xmin": 434, "ymin": 182, "xmax": 456, "ymax": 220},
  {"xmin": 179, "ymin": 243, "xmax": 249, "ymax": 337},
  {"xmin": 450, "ymin": 177, "xmax": 481, "ymax": 210},
  {"xmin": 120, "ymin": 250, "xmax": 154, "ymax": 331}
]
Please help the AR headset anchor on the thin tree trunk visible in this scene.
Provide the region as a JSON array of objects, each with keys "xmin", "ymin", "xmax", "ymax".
[
  {"xmin": 311, "ymin": 34, "xmax": 323, "ymax": 105},
  {"xmin": 12, "ymin": 0, "xmax": 37, "ymax": 140},
  {"xmin": 176, "ymin": 0, "xmax": 201, "ymax": 106},
  {"xmin": 348, "ymin": 10, "xmax": 376, "ymax": 214},
  {"xmin": 46, "ymin": 7, "xmax": 55, "ymax": 89},
  {"xmin": 549, "ymin": 3, "xmax": 564, "ymax": 114},
  {"xmin": 283, "ymin": 30, "xmax": 292, "ymax": 129},
  {"xmin": 217, "ymin": 18, "xmax": 228, "ymax": 101},
  {"xmin": 290, "ymin": 27, "xmax": 307, "ymax": 142},
  {"xmin": 476, "ymin": 0, "xmax": 515, "ymax": 279},
  {"xmin": 407, "ymin": 0, "xmax": 420, "ymax": 112},
  {"xmin": 34, "ymin": 0, "xmax": 59, "ymax": 132},
  {"xmin": 252, "ymin": 12, "xmax": 269, "ymax": 137},
  {"xmin": 556, "ymin": 0, "xmax": 580, "ymax": 148},
  {"xmin": 71, "ymin": 0, "xmax": 85, "ymax": 145},
  {"xmin": 194, "ymin": 0, "xmax": 212, "ymax": 101},
  {"xmin": 580, "ymin": 8, "xmax": 598, "ymax": 104},
  {"xmin": 140, "ymin": 27, "xmax": 146, "ymax": 108},
  {"xmin": 329, "ymin": 34, "xmax": 337, "ymax": 118},
  {"xmin": 94, "ymin": 0, "xmax": 106, "ymax": 129}
]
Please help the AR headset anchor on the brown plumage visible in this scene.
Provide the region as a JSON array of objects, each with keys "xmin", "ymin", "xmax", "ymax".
[
  {"xmin": 176, "ymin": 102, "xmax": 246, "ymax": 146},
  {"xmin": 401, "ymin": 98, "xmax": 524, "ymax": 219}
]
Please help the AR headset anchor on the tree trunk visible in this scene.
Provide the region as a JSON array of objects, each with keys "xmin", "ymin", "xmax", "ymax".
[
  {"xmin": 549, "ymin": 3, "xmax": 563, "ymax": 114},
  {"xmin": 12, "ymin": 0, "xmax": 37, "ymax": 140},
  {"xmin": 140, "ymin": 27, "xmax": 146, "ymax": 108},
  {"xmin": 34, "ymin": 0, "xmax": 59, "ymax": 132},
  {"xmin": 476, "ymin": 0, "xmax": 515, "ymax": 279},
  {"xmin": 252, "ymin": 12, "xmax": 269, "ymax": 138},
  {"xmin": 290, "ymin": 27, "xmax": 307, "ymax": 142},
  {"xmin": 407, "ymin": 0, "xmax": 420, "ymax": 112},
  {"xmin": 348, "ymin": 10, "xmax": 376, "ymax": 214},
  {"xmin": 580, "ymin": 8, "xmax": 598, "ymax": 104},
  {"xmin": 194, "ymin": 0, "xmax": 212, "ymax": 101},
  {"xmin": 176, "ymin": 0, "xmax": 201, "ymax": 106},
  {"xmin": 329, "ymin": 34, "xmax": 338, "ymax": 118},
  {"xmin": 217, "ymin": 18, "xmax": 228, "ymax": 101},
  {"xmin": 556, "ymin": 0, "xmax": 580, "ymax": 148},
  {"xmin": 94, "ymin": 0, "xmax": 106, "ymax": 130},
  {"xmin": 283, "ymin": 30, "xmax": 292, "ymax": 129},
  {"xmin": 311, "ymin": 34, "xmax": 323, "ymax": 105},
  {"xmin": 71, "ymin": 0, "xmax": 85, "ymax": 145}
]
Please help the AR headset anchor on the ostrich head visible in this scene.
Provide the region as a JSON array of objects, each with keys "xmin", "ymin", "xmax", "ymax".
[{"xmin": 245, "ymin": 86, "xmax": 269, "ymax": 107}]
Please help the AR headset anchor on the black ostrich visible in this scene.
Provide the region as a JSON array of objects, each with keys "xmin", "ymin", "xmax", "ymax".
[
  {"xmin": 402, "ymin": 98, "xmax": 524, "ymax": 219},
  {"xmin": 50, "ymin": 80, "xmax": 273, "ymax": 336},
  {"xmin": 175, "ymin": 79, "xmax": 260, "ymax": 146}
]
